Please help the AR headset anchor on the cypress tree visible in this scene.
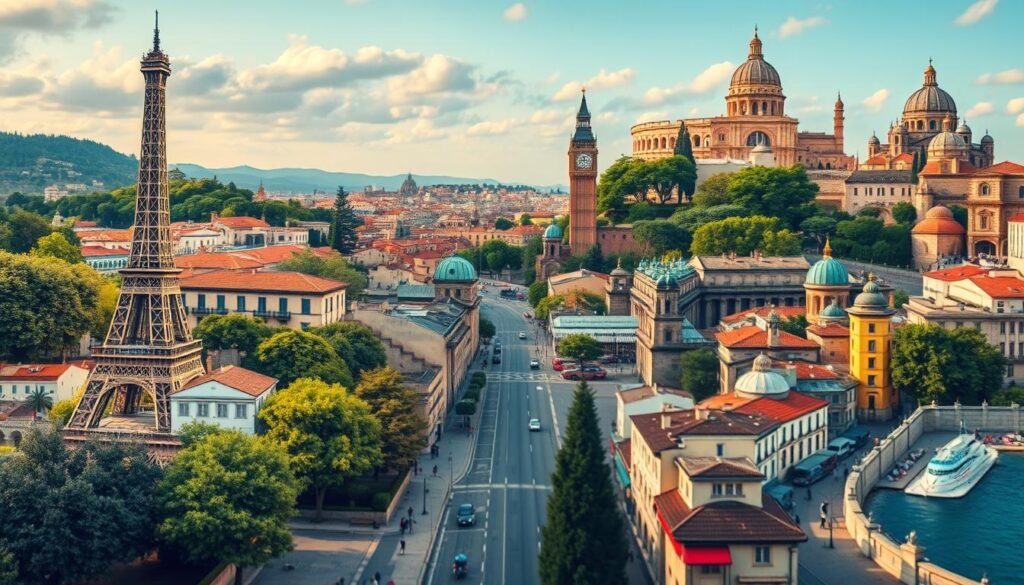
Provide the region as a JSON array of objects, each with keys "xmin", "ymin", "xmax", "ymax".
[
  {"xmin": 539, "ymin": 382, "xmax": 628, "ymax": 585},
  {"xmin": 673, "ymin": 122, "xmax": 695, "ymax": 165},
  {"xmin": 330, "ymin": 186, "xmax": 360, "ymax": 254},
  {"xmin": 581, "ymin": 244, "xmax": 604, "ymax": 272}
]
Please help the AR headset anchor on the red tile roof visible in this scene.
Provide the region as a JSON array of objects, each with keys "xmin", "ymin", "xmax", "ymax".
[
  {"xmin": 974, "ymin": 161, "xmax": 1024, "ymax": 175},
  {"xmin": 0, "ymin": 363, "xmax": 84, "ymax": 381},
  {"xmin": 630, "ymin": 410, "xmax": 776, "ymax": 453},
  {"xmin": 175, "ymin": 253, "xmax": 264, "ymax": 271},
  {"xmin": 922, "ymin": 265, "xmax": 987, "ymax": 281},
  {"xmin": 618, "ymin": 385, "xmax": 692, "ymax": 405},
  {"xmin": 80, "ymin": 245, "xmax": 129, "ymax": 257},
  {"xmin": 1011, "ymin": 214, "xmax": 1024, "ymax": 223},
  {"xmin": 617, "ymin": 439, "xmax": 632, "ymax": 470},
  {"xmin": 214, "ymin": 216, "xmax": 271, "ymax": 229},
  {"xmin": 920, "ymin": 161, "xmax": 978, "ymax": 175},
  {"xmin": 968, "ymin": 275, "xmax": 1024, "ymax": 298},
  {"xmin": 675, "ymin": 456, "xmax": 764, "ymax": 480},
  {"xmin": 863, "ymin": 154, "xmax": 888, "ymax": 166},
  {"xmin": 655, "ymin": 490, "xmax": 806, "ymax": 544},
  {"xmin": 720, "ymin": 306, "xmax": 804, "ymax": 325},
  {"xmin": 770, "ymin": 361, "xmax": 840, "ymax": 379},
  {"xmin": 79, "ymin": 229, "xmax": 133, "ymax": 242},
  {"xmin": 233, "ymin": 245, "xmax": 317, "ymax": 264},
  {"xmin": 179, "ymin": 365, "xmax": 277, "ymax": 397},
  {"xmin": 181, "ymin": 270, "xmax": 348, "ymax": 294},
  {"xmin": 732, "ymin": 391, "xmax": 829, "ymax": 423},
  {"xmin": 893, "ymin": 153, "xmax": 915, "ymax": 164},
  {"xmin": 716, "ymin": 325, "xmax": 820, "ymax": 349},
  {"xmin": 805, "ymin": 324, "xmax": 850, "ymax": 337}
]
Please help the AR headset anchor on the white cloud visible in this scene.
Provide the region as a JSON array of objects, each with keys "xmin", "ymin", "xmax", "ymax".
[
  {"xmin": 385, "ymin": 119, "xmax": 445, "ymax": 144},
  {"xmin": 176, "ymin": 55, "xmax": 235, "ymax": 97},
  {"xmin": 528, "ymin": 108, "xmax": 570, "ymax": 124},
  {"xmin": 861, "ymin": 88, "xmax": 890, "ymax": 112},
  {"xmin": 975, "ymin": 68, "xmax": 1024, "ymax": 85},
  {"xmin": 466, "ymin": 118, "xmax": 517, "ymax": 136},
  {"xmin": 542, "ymin": 71, "xmax": 560, "ymax": 86},
  {"xmin": 778, "ymin": 16, "xmax": 826, "ymax": 39},
  {"xmin": 1007, "ymin": 97, "xmax": 1024, "ymax": 114},
  {"xmin": 642, "ymin": 61, "xmax": 734, "ymax": 105},
  {"xmin": 1017, "ymin": 113, "xmax": 1024, "ymax": 127},
  {"xmin": 44, "ymin": 42, "xmax": 142, "ymax": 114},
  {"xmin": 955, "ymin": 0, "xmax": 997, "ymax": 25},
  {"xmin": 503, "ymin": 3, "xmax": 527, "ymax": 22},
  {"xmin": 965, "ymin": 101, "xmax": 995, "ymax": 118},
  {"xmin": 552, "ymin": 68, "xmax": 634, "ymax": 101},
  {"xmin": 0, "ymin": 0, "xmax": 115, "ymax": 59},
  {"xmin": 634, "ymin": 111, "xmax": 669, "ymax": 124}
]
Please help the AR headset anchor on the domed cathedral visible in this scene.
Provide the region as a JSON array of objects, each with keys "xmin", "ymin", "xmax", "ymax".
[
  {"xmin": 911, "ymin": 205, "xmax": 964, "ymax": 270},
  {"xmin": 864, "ymin": 61, "xmax": 995, "ymax": 171},
  {"xmin": 804, "ymin": 239, "xmax": 851, "ymax": 322},
  {"xmin": 398, "ymin": 173, "xmax": 418, "ymax": 197},
  {"xmin": 631, "ymin": 28, "xmax": 854, "ymax": 170}
]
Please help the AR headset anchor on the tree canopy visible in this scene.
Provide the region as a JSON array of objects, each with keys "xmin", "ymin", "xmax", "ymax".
[
  {"xmin": 690, "ymin": 215, "xmax": 800, "ymax": 256},
  {"xmin": 494, "ymin": 217, "xmax": 515, "ymax": 230},
  {"xmin": 330, "ymin": 186, "xmax": 360, "ymax": 254},
  {"xmin": 157, "ymin": 430, "xmax": 299, "ymax": 584},
  {"xmin": 30, "ymin": 232, "xmax": 83, "ymax": 263},
  {"xmin": 632, "ymin": 219, "xmax": 691, "ymax": 257},
  {"xmin": 724, "ymin": 166, "xmax": 819, "ymax": 229},
  {"xmin": 581, "ymin": 244, "xmax": 604, "ymax": 271},
  {"xmin": 258, "ymin": 378, "xmax": 382, "ymax": 521},
  {"xmin": 256, "ymin": 329, "xmax": 354, "ymax": 388},
  {"xmin": 891, "ymin": 202, "xmax": 917, "ymax": 225},
  {"xmin": 192, "ymin": 314, "xmax": 276, "ymax": 369},
  {"xmin": 680, "ymin": 348, "xmax": 720, "ymax": 402},
  {"xmin": 479, "ymin": 317, "xmax": 497, "ymax": 339},
  {"xmin": 539, "ymin": 382, "xmax": 628, "ymax": 584},
  {"xmin": 313, "ymin": 322, "xmax": 388, "ymax": 383},
  {"xmin": 556, "ymin": 333, "xmax": 603, "ymax": 364},
  {"xmin": 276, "ymin": 249, "xmax": 367, "ymax": 298},
  {"xmin": 891, "ymin": 324, "xmax": 1007, "ymax": 405},
  {"xmin": 690, "ymin": 172, "xmax": 732, "ymax": 207},
  {"xmin": 528, "ymin": 280, "xmax": 548, "ymax": 307},
  {"xmin": 355, "ymin": 367, "xmax": 428, "ymax": 470}
]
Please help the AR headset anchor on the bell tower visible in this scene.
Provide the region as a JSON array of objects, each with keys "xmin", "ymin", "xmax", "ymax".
[{"xmin": 568, "ymin": 89, "xmax": 598, "ymax": 256}]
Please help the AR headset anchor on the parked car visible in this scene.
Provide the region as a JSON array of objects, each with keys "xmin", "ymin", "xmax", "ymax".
[
  {"xmin": 841, "ymin": 426, "xmax": 871, "ymax": 449},
  {"xmin": 598, "ymin": 354, "xmax": 620, "ymax": 364},
  {"xmin": 518, "ymin": 331, "xmax": 527, "ymax": 339},
  {"xmin": 528, "ymin": 418, "xmax": 541, "ymax": 432},
  {"xmin": 788, "ymin": 451, "xmax": 839, "ymax": 486},
  {"xmin": 552, "ymin": 360, "xmax": 578, "ymax": 372},
  {"xmin": 826, "ymin": 437, "xmax": 857, "ymax": 460},
  {"xmin": 457, "ymin": 503, "xmax": 476, "ymax": 527},
  {"xmin": 529, "ymin": 359, "xmax": 540, "ymax": 369},
  {"xmin": 492, "ymin": 355, "xmax": 501, "ymax": 364},
  {"xmin": 561, "ymin": 366, "xmax": 607, "ymax": 380},
  {"xmin": 523, "ymin": 311, "xmax": 533, "ymax": 319}
]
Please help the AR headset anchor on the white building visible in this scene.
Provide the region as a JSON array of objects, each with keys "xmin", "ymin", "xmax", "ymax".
[
  {"xmin": 0, "ymin": 362, "xmax": 91, "ymax": 403},
  {"xmin": 170, "ymin": 366, "xmax": 278, "ymax": 435},
  {"xmin": 614, "ymin": 384, "xmax": 695, "ymax": 440}
]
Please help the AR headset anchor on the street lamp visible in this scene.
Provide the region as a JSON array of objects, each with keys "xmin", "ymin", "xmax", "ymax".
[
  {"xmin": 448, "ymin": 452, "xmax": 453, "ymax": 488},
  {"xmin": 422, "ymin": 475, "xmax": 428, "ymax": 515}
]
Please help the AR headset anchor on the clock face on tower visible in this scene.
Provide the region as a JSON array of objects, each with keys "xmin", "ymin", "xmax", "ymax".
[{"xmin": 575, "ymin": 153, "xmax": 593, "ymax": 170}]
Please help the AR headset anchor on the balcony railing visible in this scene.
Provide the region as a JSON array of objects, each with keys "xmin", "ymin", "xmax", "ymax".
[{"xmin": 270, "ymin": 311, "xmax": 291, "ymax": 320}]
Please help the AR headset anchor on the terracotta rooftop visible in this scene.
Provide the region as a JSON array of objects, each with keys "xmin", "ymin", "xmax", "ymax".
[
  {"xmin": 770, "ymin": 360, "xmax": 841, "ymax": 379},
  {"xmin": 922, "ymin": 264, "xmax": 987, "ymax": 281},
  {"xmin": 805, "ymin": 323, "xmax": 850, "ymax": 337},
  {"xmin": 920, "ymin": 161, "xmax": 978, "ymax": 175},
  {"xmin": 973, "ymin": 161, "xmax": 1024, "ymax": 175},
  {"xmin": 720, "ymin": 305, "xmax": 804, "ymax": 325},
  {"xmin": 80, "ymin": 245, "xmax": 129, "ymax": 257},
  {"xmin": 655, "ymin": 490, "xmax": 806, "ymax": 544},
  {"xmin": 862, "ymin": 154, "xmax": 888, "ymax": 166},
  {"xmin": 213, "ymin": 216, "xmax": 271, "ymax": 229},
  {"xmin": 618, "ymin": 385, "xmax": 693, "ymax": 405},
  {"xmin": 716, "ymin": 325, "xmax": 820, "ymax": 349},
  {"xmin": 181, "ymin": 270, "xmax": 348, "ymax": 294},
  {"xmin": 233, "ymin": 245, "xmax": 326, "ymax": 264},
  {"xmin": 630, "ymin": 410, "xmax": 776, "ymax": 453},
  {"xmin": 732, "ymin": 391, "xmax": 829, "ymax": 423},
  {"xmin": 0, "ymin": 362, "xmax": 86, "ymax": 380},
  {"xmin": 179, "ymin": 365, "xmax": 277, "ymax": 397},
  {"xmin": 175, "ymin": 253, "xmax": 264, "ymax": 271},
  {"xmin": 675, "ymin": 456, "xmax": 764, "ymax": 480},
  {"xmin": 968, "ymin": 274, "xmax": 1024, "ymax": 298}
]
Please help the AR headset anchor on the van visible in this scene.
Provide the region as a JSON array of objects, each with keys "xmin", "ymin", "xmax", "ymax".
[
  {"xmin": 826, "ymin": 437, "xmax": 857, "ymax": 460},
  {"xmin": 841, "ymin": 426, "xmax": 871, "ymax": 449},
  {"xmin": 788, "ymin": 451, "xmax": 838, "ymax": 486},
  {"xmin": 765, "ymin": 483, "xmax": 794, "ymax": 512}
]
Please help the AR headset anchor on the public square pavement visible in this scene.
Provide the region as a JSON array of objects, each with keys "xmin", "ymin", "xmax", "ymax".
[{"xmin": 252, "ymin": 530, "xmax": 375, "ymax": 585}]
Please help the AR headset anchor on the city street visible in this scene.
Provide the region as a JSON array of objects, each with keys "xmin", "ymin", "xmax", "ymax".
[{"xmin": 424, "ymin": 297, "xmax": 650, "ymax": 585}]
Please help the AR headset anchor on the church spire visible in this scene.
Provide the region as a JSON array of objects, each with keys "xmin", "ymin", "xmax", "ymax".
[
  {"xmin": 571, "ymin": 88, "xmax": 594, "ymax": 142},
  {"xmin": 924, "ymin": 58, "xmax": 937, "ymax": 86},
  {"xmin": 823, "ymin": 238, "xmax": 833, "ymax": 258},
  {"xmin": 748, "ymin": 25, "xmax": 763, "ymax": 59}
]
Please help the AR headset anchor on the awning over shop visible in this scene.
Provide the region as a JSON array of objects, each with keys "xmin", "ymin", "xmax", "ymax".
[
  {"xmin": 681, "ymin": 545, "xmax": 732, "ymax": 566},
  {"xmin": 613, "ymin": 452, "xmax": 630, "ymax": 487}
]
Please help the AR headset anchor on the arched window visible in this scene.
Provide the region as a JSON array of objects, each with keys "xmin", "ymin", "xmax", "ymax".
[
  {"xmin": 669, "ymin": 137, "xmax": 676, "ymax": 148},
  {"xmin": 660, "ymin": 137, "xmax": 667, "ymax": 149},
  {"xmin": 895, "ymin": 136, "xmax": 900, "ymax": 145},
  {"xmin": 771, "ymin": 102, "xmax": 776, "ymax": 115},
  {"xmin": 746, "ymin": 131, "xmax": 771, "ymax": 147},
  {"xmin": 916, "ymin": 120, "xmax": 923, "ymax": 130},
  {"xmin": 1019, "ymin": 186, "xmax": 1024, "ymax": 199},
  {"xmin": 703, "ymin": 136, "xmax": 711, "ymax": 147},
  {"xmin": 980, "ymin": 183, "xmax": 990, "ymax": 196},
  {"xmin": 929, "ymin": 120, "xmax": 936, "ymax": 131},
  {"xmin": 693, "ymin": 135, "xmax": 701, "ymax": 148},
  {"xmin": 752, "ymin": 102, "xmax": 759, "ymax": 115},
  {"xmin": 826, "ymin": 162, "xmax": 832, "ymax": 169},
  {"xmin": 980, "ymin": 212, "xmax": 991, "ymax": 230},
  {"xmin": 762, "ymin": 101, "xmax": 768, "ymax": 115}
]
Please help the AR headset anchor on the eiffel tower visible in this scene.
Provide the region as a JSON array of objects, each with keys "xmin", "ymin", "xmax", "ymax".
[{"xmin": 65, "ymin": 13, "xmax": 204, "ymax": 440}]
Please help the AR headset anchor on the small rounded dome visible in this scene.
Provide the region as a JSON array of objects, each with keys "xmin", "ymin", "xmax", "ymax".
[
  {"xmin": 868, "ymin": 133, "xmax": 880, "ymax": 145},
  {"xmin": 543, "ymin": 224, "xmax": 563, "ymax": 239},
  {"xmin": 981, "ymin": 132, "xmax": 994, "ymax": 144},
  {"xmin": 735, "ymin": 353, "xmax": 790, "ymax": 398},
  {"xmin": 821, "ymin": 300, "xmax": 847, "ymax": 318},
  {"xmin": 434, "ymin": 256, "xmax": 478, "ymax": 283},
  {"xmin": 912, "ymin": 205, "xmax": 965, "ymax": 235},
  {"xmin": 927, "ymin": 131, "xmax": 967, "ymax": 159},
  {"xmin": 956, "ymin": 122, "xmax": 972, "ymax": 135},
  {"xmin": 611, "ymin": 258, "xmax": 630, "ymax": 276},
  {"xmin": 730, "ymin": 30, "xmax": 781, "ymax": 88},
  {"xmin": 806, "ymin": 243, "xmax": 849, "ymax": 286},
  {"xmin": 853, "ymin": 277, "xmax": 888, "ymax": 308}
]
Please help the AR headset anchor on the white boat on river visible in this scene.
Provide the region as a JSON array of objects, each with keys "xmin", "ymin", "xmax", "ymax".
[{"xmin": 905, "ymin": 424, "xmax": 998, "ymax": 498}]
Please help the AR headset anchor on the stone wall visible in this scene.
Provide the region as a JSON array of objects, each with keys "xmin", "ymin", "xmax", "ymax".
[{"xmin": 844, "ymin": 403, "xmax": 1021, "ymax": 585}]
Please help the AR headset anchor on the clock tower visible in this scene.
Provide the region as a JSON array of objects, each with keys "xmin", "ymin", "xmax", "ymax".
[{"xmin": 568, "ymin": 89, "xmax": 598, "ymax": 255}]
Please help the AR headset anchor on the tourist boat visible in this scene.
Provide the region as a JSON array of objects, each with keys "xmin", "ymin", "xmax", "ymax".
[{"xmin": 905, "ymin": 423, "xmax": 998, "ymax": 498}]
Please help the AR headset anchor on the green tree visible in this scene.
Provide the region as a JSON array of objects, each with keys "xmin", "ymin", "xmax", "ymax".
[
  {"xmin": 88, "ymin": 274, "xmax": 120, "ymax": 341},
  {"xmin": 157, "ymin": 431, "xmax": 299, "ymax": 585},
  {"xmin": 329, "ymin": 186, "xmax": 360, "ymax": 254},
  {"xmin": 5, "ymin": 210, "xmax": 52, "ymax": 254},
  {"xmin": 725, "ymin": 165, "xmax": 819, "ymax": 229},
  {"xmin": 636, "ymin": 156, "xmax": 697, "ymax": 204},
  {"xmin": 355, "ymin": 367, "xmax": 428, "ymax": 470},
  {"xmin": 48, "ymin": 389, "xmax": 83, "ymax": 426},
  {"xmin": 670, "ymin": 203, "xmax": 747, "ymax": 231},
  {"xmin": 0, "ymin": 549, "xmax": 15, "ymax": 585},
  {"xmin": 494, "ymin": 217, "xmax": 515, "ymax": 230},
  {"xmin": 521, "ymin": 234, "xmax": 542, "ymax": 285},
  {"xmin": 519, "ymin": 214, "xmax": 533, "ymax": 226},
  {"xmin": 313, "ymin": 322, "xmax": 387, "ymax": 382},
  {"xmin": 24, "ymin": 388, "xmax": 52, "ymax": 418},
  {"xmin": 949, "ymin": 205, "xmax": 968, "ymax": 230},
  {"xmin": 597, "ymin": 157, "xmax": 644, "ymax": 214},
  {"xmin": 891, "ymin": 202, "xmax": 917, "ymax": 225},
  {"xmin": 991, "ymin": 385, "xmax": 1024, "ymax": 407},
  {"xmin": 30, "ymin": 232, "xmax": 83, "ymax": 263},
  {"xmin": 673, "ymin": 122, "xmax": 695, "ymax": 166},
  {"xmin": 680, "ymin": 348, "xmax": 720, "ymax": 401},
  {"xmin": 535, "ymin": 295, "xmax": 563, "ymax": 321},
  {"xmin": 0, "ymin": 428, "xmax": 161, "ymax": 585},
  {"xmin": 691, "ymin": 215, "xmax": 798, "ymax": 256},
  {"xmin": 0, "ymin": 252, "xmax": 101, "ymax": 361},
  {"xmin": 479, "ymin": 317, "xmax": 496, "ymax": 339},
  {"xmin": 539, "ymin": 382, "xmax": 628, "ymax": 585},
  {"xmin": 778, "ymin": 314, "xmax": 809, "ymax": 338},
  {"xmin": 690, "ymin": 172, "xmax": 733, "ymax": 207},
  {"xmin": 177, "ymin": 420, "xmax": 228, "ymax": 447},
  {"xmin": 632, "ymin": 219, "xmax": 691, "ymax": 256},
  {"xmin": 893, "ymin": 289, "xmax": 910, "ymax": 309},
  {"xmin": 556, "ymin": 333, "xmax": 603, "ymax": 364},
  {"xmin": 581, "ymin": 244, "xmax": 604, "ymax": 271},
  {"xmin": 891, "ymin": 324, "xmax": 1007, "ymax": 405},
  {"xmin": 193, "ymin": 314, "xmax": 276, "ymax": 369},
  {"xmin": 276, "ymin": 250, "xmax": 367, "ymax": 298},
  {"xmin": 256, "ymin": 329, "xmax": 354, "ymax": 388},
  {"xmin": 528, "ymin": 280, "xmax": 548, "ymax": 307},
  {"xmin": 799, "ymin": 215, "xmax": 838, "ymax": 250},
  {"xmin": 259, "ymin": 378, "xmax": 382, "ymax": 521},
  {"xmin": 857, "ymin": 206, "xmax": 882, "ymax": 218}
]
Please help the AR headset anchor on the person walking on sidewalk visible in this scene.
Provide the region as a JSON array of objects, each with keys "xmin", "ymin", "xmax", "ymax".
[
  {"xmin": 400, "ymin": 539, "xmax": 406, "ymax": 555},
  {"xmin": 433, "ymin": 464, "xmax": 438, "ymax": 477}
]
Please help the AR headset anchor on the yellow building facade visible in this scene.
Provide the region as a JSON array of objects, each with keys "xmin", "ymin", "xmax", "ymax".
[{"xmin": 846, "ymin": 275, "xmax": 898, "ymax": 421}]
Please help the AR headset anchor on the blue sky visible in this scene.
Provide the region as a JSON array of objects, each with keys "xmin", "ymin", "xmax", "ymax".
[{"xmin": 0, "ymin": 0, "xmax": 1021, "ymax": 185}]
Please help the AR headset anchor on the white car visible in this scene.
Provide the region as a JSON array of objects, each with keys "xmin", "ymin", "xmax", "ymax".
[
  {"xmin": 528, "ymin": 418, "xmax": 541, "ymax": 432},
  {"xmin": 519, "ymin": 331, "xmax": 527, "ymax": 339}
]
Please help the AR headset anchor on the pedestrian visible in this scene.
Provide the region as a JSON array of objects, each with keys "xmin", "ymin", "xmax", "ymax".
[
  {"xmin": 806, "ymin": 487, "xmax": 812, "ymax": 501},
  {"xmin": 400, "ymin": 518, "xmax": 406, "ymax": 534},
  {"xmin": 400, "ymin": 539, "xmax": 406, "ymax": 555},
  {"xmin": 433, "ymin": 464, "xmax": 438, "ymax": 477},
  {"xmin": 408, "ymin": 506, "xmax": 414, "ymax": 519},
  {"xmin": 833, "ymin": 467, "xmax": 839, "ymax": 481},
  {"xmin": 820, "ymin": 511, "xmax": 827, "ymax": 528},
  {"xmin": 375, "ymin": 572, "xmax": 381, "ymax": 584}
]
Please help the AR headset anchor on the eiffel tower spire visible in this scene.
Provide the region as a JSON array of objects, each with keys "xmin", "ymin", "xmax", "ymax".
[{"xmin": 66, "ymin": 18, "xmax": 203, "ymax": 442}]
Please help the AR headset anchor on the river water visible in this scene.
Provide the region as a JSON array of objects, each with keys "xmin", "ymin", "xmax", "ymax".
[{"xmin": 865, "ymin": 453, "xmax": 1024, "ymax": 583}]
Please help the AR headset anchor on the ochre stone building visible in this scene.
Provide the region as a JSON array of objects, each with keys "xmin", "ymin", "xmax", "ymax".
[{"xmin": 630, "ymin": 29, "xmax": 852, "ymax": 170}]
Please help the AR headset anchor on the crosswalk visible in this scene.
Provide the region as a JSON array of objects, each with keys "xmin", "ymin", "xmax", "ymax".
[{"xmin": 485, "ymin": 372, "xmax": 555, "ymax": 381}]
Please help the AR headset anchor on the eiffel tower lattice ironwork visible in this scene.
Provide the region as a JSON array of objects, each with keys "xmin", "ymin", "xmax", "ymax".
[{"xmin": 66, "ymin": 13, "xmax": 204, "ymax": 438}]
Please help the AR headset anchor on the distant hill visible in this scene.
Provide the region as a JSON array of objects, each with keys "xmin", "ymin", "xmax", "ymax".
[
  {"xmin": 0, "ymin": 132, "xmax": 138, "ymax": 194},
  {"xmin": 172, "ymin": 163, "xmax": 564, "ymax": 193}
]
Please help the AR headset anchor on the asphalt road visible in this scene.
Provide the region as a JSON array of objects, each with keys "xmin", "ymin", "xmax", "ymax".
[{"xmin": 424, "ymin": 297, "xmax": 651, "ymax": 585}]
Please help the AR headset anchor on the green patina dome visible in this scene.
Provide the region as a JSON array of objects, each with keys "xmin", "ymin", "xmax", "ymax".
[
  {"xmin": 543, "ymin": 224, "xmax": 563, "ymax": 239},
  {"xmin": 434, "ymin": 256, "xmax": 478, "ymax": 283},
  {"xmin": 853, "ymin": 278, "xmax": 888, "ymax": 308},
  {"xmin": 806, "ymin": 240, "xmax": 849, "ymax": 286},
  {"xmin": 821, "ymin": 300, "xmax": 847, "ymax": 318}
]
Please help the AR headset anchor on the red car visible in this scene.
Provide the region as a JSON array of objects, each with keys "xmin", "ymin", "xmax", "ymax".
[
  {"xmin": 599, "ymin": 355, "xmax": 620, "ymax": 364},
  {"xmin": 552, "ymin": 359, "xmax": 579, "ymax": 372},
  {"xmin": 523, "ymin": 311, "xmax": 533, "ymax": 319},
  {"xmin": 560, "ymin": 366, "xmax": 607, "ymax": 381}
]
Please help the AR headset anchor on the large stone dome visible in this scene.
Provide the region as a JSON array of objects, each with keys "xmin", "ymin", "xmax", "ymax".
[
  {"xmin": 730, "ymin": 30, "xmax": 781, "ymax": 88},
  {"xmin": 912, "ymin": 206, "xmax": 965, "ymax": 235},
  {"xmin": 735, "ymin": 353, "xmax": 790, "ymax": 399},
  {"xmin": 434, "ymin": 256, "xmax": 478, "ymax": 283},
  {"xmin": 903, "ymin": 63, "xmax": 956, "ymax": 115},
  {"xmin": 928, "ymin": 131, "xmax": 967, "ymax": 159}
]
